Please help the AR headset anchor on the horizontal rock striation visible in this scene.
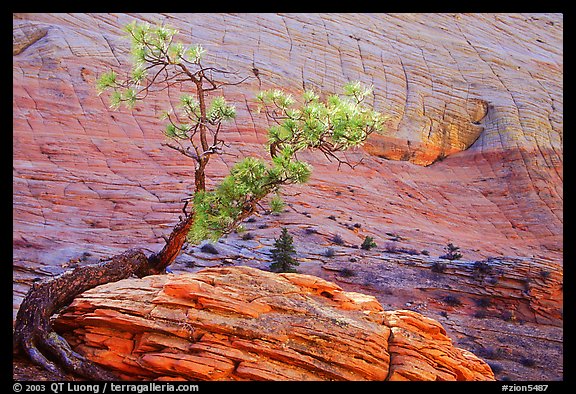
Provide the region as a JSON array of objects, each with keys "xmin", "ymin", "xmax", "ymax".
[
  {"xmin": 53, "ymin": 266, "xmax": 494, "ymax": 381},
  {"xmin": 325, "ymin": 254, "xmax": 563, "ymax": 326}
]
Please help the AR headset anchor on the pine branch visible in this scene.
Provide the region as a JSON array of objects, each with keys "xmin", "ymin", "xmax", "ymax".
[{"xmin": 162, "ymin": 142, "xmax": 198, "ymax": 160}]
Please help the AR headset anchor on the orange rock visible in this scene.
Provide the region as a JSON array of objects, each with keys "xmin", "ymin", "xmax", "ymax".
[
  {"xmin": 141, "ymin": 352, "xmax": 236, "ymax": 380},
  {"xmin": 384, "ymin": 310, "xmax": 494, "ymax": 381},
  {"xmin": 53, "ymin": 267, "xmax": 494, "ymax": 381}
]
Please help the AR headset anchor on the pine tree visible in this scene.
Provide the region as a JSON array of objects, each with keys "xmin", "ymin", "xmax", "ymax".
[
  {"xmin": 361, "ymin": 235, "xmax": 377, "ymax": 250},
  {"xmin": 269, "ymin": 227, "xmax": 299, "ymax": 273},
  {"xmin": 14, "ymin": 21, "xmax": 388, "ymax": 380}
]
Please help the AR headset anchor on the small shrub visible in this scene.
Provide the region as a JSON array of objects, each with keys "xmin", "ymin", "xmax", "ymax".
[
  {"xmin": 421, "ymin": 249, "xmax": 430, "ymax": 256},
  {"xmin": 246, "ymin": 217, "xmax": 257, "ymax": 223},
  {"xmin": 539, "ymin": 269, "xmax": 551, "ymax": 280},
  {"xmin": 383, "ymin": 242, "xmax": 399, "ymax": 253},
  {"xmin": 440, "ymin": 243, "xmax": 463, "ymax": 260},
  {"xmin": 200, "ymin": 243, "xmax": 219, "ymax": 255},
  {"xmin": 258, "ymin": 223, "xmax": 269, "ymax": 229},
  {"xmin": 339, "ymin": 268, "xmax": 356, "ymax": 277},
  {"xmin": 327, "ymin": 215, "xmax": 337, "ymax": 221},
  {"xmin": 304, "ymin": 227, "xmax": 319, "ymax": 234},
  {"xmin": 323, "ymin": 248, "xmax": 336, "ymax": 258},
  {"xmin": 349, "ymin": 257, "xmax": 357, "ymax": 262},
  {"xmin": 443, "ymin": 295, "xmax": 462, "ymax": 307},
  {"xmin": 439, "ymin": 311, "xmax": 448, "ymax": 318},
  {"xmin": 520, "ymin": 357, "xmax": 536, "ymax": 368},
  {"xmin": 473, "ymin": 261, "xmax": 493, "ymax": 275},
  {"xmin": 331, "ymin": 234, "xmax": 345, "ymax": 245},
  {"xmin": 474, "ymin": 297, "xmax": 492, "ymax": 308},
  {"xmin": 386, "ymin": 232, "xmax": 402, "ymax": 242},
  {"xmin": 360, "ymin": 236, "xmax": 377, "ymax": 250},
  {"xmin": 431, "ymin": 261, "xmax": 447, "ymax": 273},
  {"xmin": 400, "ymin": 247, "xmax": 420, "ymax": 255},
  {"xmin": 478, "ymin": 347, "xmax": 507, "ymax": 360},
  {"xmin": 478, "ymin": 347, "xmax": 495, "ymax": 359},
  {"xmin": 241, "ymin": 232, "xmax": 255, "ymax": 241},
  {"xmin": 353, "ymin": 223, "xmax": 362, "ymax": 229},
  {"xmin": 184, "ymin": 259, "xmax": 196, "ymax": 269}
]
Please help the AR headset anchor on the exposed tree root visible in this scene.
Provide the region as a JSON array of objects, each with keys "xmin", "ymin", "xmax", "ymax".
[
  {"xmin": 13, "ymin": 249, "xmax": 154, "ymax": 380},
  {"xmin": 13, "ymin": 208, "xmax": 196, "ymax": 380}
]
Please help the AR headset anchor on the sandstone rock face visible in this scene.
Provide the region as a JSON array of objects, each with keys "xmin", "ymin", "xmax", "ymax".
[
  {"xmin": 13, "ymin": 13, "xmax": 562, "ymax": 381},
  {"xmin": 13, "ymin": 22, "xmax": 49, "ymax": 55},
  {"xmin": 53, "ymin": 266, "xmax": 494, "ymax": 381}
]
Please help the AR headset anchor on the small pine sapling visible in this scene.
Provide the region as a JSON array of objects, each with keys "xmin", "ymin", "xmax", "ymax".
[
  {"xmin": 440, "ymin": 242, "xmax": 463, "ymax": 260},
  {"xmin": 269, "ymin": 195, "xmax": 285, "ymax": 214},
  {"xmin": 269, "ymin": 227, "xmax": 299, "ymax": 273},
  {"xmin": 360, "ymin": 235, "xmax": 377, "ymax": 250}
]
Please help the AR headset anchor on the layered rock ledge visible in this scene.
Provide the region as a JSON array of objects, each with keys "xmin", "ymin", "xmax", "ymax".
[{"xmin": 53, "ymin": 266, "xmax": 494, "ymax": 381}]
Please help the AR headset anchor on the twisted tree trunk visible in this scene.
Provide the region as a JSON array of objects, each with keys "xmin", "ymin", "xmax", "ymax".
[
  {"xmin": 13, "ymin": 214, "xmax": 196, "ymax": 380},
  {"xmin": 146, "ymin": 214, "xmax": 196, "ymax": 275},
  {"xmin": 13, "ymin": 69, "xmax": 218, "ymax": 379}
]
